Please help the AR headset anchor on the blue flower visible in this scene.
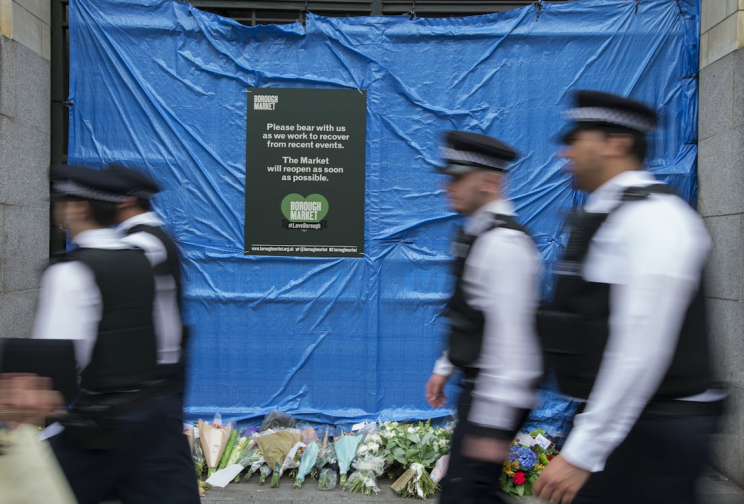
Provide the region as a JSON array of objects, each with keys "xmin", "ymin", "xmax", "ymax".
[{"xmin": 509, "ymin": 445, "xmax": 537, "ymax": 471}]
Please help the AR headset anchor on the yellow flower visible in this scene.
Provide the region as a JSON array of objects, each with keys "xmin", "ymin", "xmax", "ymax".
[
  {"xmin": 512, "ymin": 460, "xmax": 520, "ymax": 470},
  {"xmin": 535, "ymin": 464, "xmax": 546, "ymax": 471},
  {"xmin": 502, "ymin": 461, "xmax": 514, "ymax": 477}
]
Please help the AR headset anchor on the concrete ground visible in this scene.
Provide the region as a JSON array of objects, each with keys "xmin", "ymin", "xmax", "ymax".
[{"xmin": 200, "ymin": 467, "xmax": 744, "ymax": 503}]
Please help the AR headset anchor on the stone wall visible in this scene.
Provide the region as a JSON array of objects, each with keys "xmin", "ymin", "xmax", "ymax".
[
  {"xmin": 0, "ymin": 0, "xmax": 50, "ymax": 338},
  {"xmin": 699, "ymin": 0, "xmax": 744, "ymax": 489}
]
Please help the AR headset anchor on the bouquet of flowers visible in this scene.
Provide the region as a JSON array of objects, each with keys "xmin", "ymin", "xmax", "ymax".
[
  {"xmin": 343, "ymin": 453, "xmax": 385, "ymax": 495},
  {"xmin": 384, "ymin": 420, "xmax": 451, "ymax": 499},
  {"xmin": 256, "ymin": 430, "xmax": 303, "ymax": 488},
  {"xmin": 334, "ymin": 433, "xmax": 363, "ymax": 485},
  {"xmin": 294, "ymin": 441, "xmax": 319, "ymax": 489},
  {"xmin": 224, "ymin": 438, "xmax": 253, "ymax": 483},
  {"xmin": 499, "ymin": 429, "xmax": 558, "ymax": 497},
  {"xmin": 315, "ymin": 432, "xmax": 338, "ymax": 490},
  {"xmin": 198, "ymin": 415, "xmax": 234, "ymax": 477},
  {"xmin": 343, "ymin": 429, "xmax": 388, "ymax": 494},
  {"xmin": 318, "ymin": 467, "xmax": 337, "ymax": 490}
]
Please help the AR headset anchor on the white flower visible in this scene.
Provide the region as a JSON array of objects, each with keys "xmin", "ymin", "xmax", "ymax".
[
  {"xmin": 356, "ymin": 445, "xmax": 369, "ymax": 455},
  {"xmin": 407, "ymin": 427, "xmax": 416, "ymax": 434},
  {"xmin": 367, "ymin": 442, "xmax": 380, "ymax": 453}
]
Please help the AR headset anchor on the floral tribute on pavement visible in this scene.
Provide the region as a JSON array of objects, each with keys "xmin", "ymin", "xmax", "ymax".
[{"xmin": 187, "ymin": 413, "xmax": 559, "ymax": 500}]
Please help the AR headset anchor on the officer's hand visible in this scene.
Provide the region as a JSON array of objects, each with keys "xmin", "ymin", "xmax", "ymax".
[
  {"xmin": 461, "ymin": 435, "xmax": 510, "ymax": 463},
  {"xmin": 0, "ymin": 373, "xmax": 64, "ymax": 427},
  {"xmin": 533, "ymin": 454, "xmax": 591, "ymax": 504},
  {"xmin": 425, "ymin": 373, "xmax": 449, "ymax": 408}
]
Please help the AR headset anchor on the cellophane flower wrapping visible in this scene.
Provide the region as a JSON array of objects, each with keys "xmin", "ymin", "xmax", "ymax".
[
  {"xmin": 280, "ymin": 441, "xmax": 307, "ymax": 476},
  {"xmin": 318, "ymin": 467, "xmax": 338, "ymax": 491},
  {"xmin": 430, "ymin": 454, "xmax": 449, "ymax": 483},
  {"xmin": 343, "ymin": 454, "xmax": 385, "ymax": 495},
  {"xmin": 243, "ymin": 455, "xmax": 265, "ymax": 481}
]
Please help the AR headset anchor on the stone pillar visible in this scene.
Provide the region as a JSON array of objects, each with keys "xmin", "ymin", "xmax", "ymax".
[
  {"xmin": 0, "ymin": 0, "xmax": 50, "ymax": 338},
  {"xmin": 699, "ymin": 0, "xmax": 744, "ymax": 489}
]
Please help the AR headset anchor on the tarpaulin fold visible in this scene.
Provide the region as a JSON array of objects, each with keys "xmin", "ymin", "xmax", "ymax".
[{"xmin": 68, "ymin": 0, "xmax": 699, "ymax": 432}]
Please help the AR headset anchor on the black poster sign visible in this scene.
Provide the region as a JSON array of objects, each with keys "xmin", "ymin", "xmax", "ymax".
[{"xmin": 245, "ymin": 88, "xmax": 366, "ymax": 257}]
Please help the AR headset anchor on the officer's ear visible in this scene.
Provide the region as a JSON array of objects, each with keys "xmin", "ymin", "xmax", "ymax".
[
  {"xmin": 481, "ymin": 170, "xmax": 502, "ymax": 196},
  {"xmin": 116, "ymin": 196, "xmax": 138, "ymax": 211},
  {"xmin": 603, "ymin": 133, "xmax": 635, "ymax": 159},
  {"xmin": 65, "ymin": 200, "xmax": 93, "ymax": 223}
]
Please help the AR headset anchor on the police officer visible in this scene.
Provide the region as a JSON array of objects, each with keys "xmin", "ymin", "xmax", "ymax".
[
  {"xmin": 534, "ymin": 91, "xmax": 723, "ymax": 504},
  {"xmin": 109, "ymin": 166, "xmax": 187, "ymax": 405},
  {"xmin": 426, "ymin": 131, "xmax": 543, "ymax": 504},
  {"xmin": 35, "ymin": 165, "xmax": 200, "ymax": 504}
]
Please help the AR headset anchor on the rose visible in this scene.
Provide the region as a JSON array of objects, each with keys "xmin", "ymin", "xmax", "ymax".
[
  {"xmin": 547, "ymin": 455, "xmax": 554, "ymax": 461},
  {"xmin": 513, "ymin": 472, "xmax": 526, "ymax": 485}
]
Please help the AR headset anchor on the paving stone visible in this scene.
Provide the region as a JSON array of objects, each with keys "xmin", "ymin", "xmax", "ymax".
[{"xmin": 197, "ymin": 468, "xmax": 743, "ymax": 503}]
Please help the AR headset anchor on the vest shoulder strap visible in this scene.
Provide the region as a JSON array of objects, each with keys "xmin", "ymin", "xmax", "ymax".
[
  {"xmin": 485, "ymin": 213, "xmax": 528, "ymax": 234},
  {"xmin": 565, "ymin": 183, "xmax": 673, "ymax": 263},
  {"xmin": 126, "ymin": 223, "xmax": 182, "ymax": 282},
  {"xmin": 620, "ymin": 183, "xmax": 674, "ymax": 202}
]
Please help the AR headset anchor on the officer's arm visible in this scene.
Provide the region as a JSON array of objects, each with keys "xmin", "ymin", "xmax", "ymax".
[
  {"xmin": 432, "ymin": 351, "xmax": 455, "ymax": 377},
  {"xmin": 560, "ymin": 202, "xmax": 710, "ymax": 472},
  {"xmin": 33, "ymin": 262, "xmax": 102, "ymax": 371},
  {"xmin": 467, "ymin": 231, "xmax": 542, "ymax": 436}
]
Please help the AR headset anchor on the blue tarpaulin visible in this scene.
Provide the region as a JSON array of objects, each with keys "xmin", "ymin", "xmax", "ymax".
[{"xmin": 67, "ymin": 0, "xmax": 699, "ymax": 434}]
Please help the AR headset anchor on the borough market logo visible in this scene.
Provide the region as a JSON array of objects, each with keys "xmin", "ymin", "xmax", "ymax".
[{"xmin": 281, "ymin": 193, "xmax": 329, "ymax": 232}]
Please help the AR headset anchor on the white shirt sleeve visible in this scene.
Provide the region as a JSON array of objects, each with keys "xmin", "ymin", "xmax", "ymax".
[
  {"xmin": 560, "ymin": 199, "xmax": 710, "ymax": 472},
  {"xmin": 32, "ymin": 262, "xmax": 102, "ymax": 371},
  {"xmin": 433, "ymin": 350, "xmax": 456, "ymax": 377},
  {"xmin": 465, "ymin": 229, "xmax": 543, "ymax": 432}
]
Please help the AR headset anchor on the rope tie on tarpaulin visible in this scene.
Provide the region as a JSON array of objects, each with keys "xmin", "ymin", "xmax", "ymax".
[
  {"xmin": 534, "ymin": 0, "xmax": 543, "ymax": 21},
  {"xmin": 301, "ymin": 0, "xmax": 309, "ymax": 30},
  {"xmin": 409, "ymin": 0, "xmax": 415, "ymax": 20}
]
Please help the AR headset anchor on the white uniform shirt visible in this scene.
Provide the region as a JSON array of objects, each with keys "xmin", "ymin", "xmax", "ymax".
[
  {"xmin": 560, "ymin": 170, "xmax": 711, "ymax": 473},
  {"xmin": 433, "ymin": 199, "xmax": 543, "ymax": 432},
  {"xmin": 33, "ymin": 229, "xmax": 136, "ymax": 371},
  {"xmin": 119, "ymin": 212, "xmax": 183, "ymax": 365}
]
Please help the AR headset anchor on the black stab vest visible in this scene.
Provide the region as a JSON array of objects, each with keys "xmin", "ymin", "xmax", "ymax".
[
  {"xmin": 447, "ymin": 213, "xmax": 529, "ymax": 369},
  {"xmin": 64, "ymin": 248, "xmax": 158, "ymax": 392},
  {"xmin": 536, "ymin": 185, "xmax": 711, "ymax": 401}
]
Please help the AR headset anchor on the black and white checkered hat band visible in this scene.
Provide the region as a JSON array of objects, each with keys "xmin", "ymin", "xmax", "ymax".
[
  {"xmin": 52, "ymin": 180, "xmax": 127, "ymax": 203},
  {"xmin": 129, "ymin": 189, "xmax": 156, "ymax": 199},
  {"xmin": 564, "ymin": 107, "xmax": 655, "ymax": 132},
  {"xmin": 441, "ymin": 147, "xmax": 508, "ymax": 170}
]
